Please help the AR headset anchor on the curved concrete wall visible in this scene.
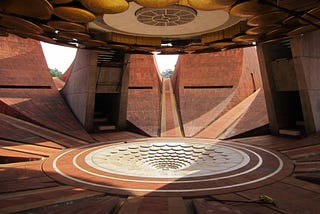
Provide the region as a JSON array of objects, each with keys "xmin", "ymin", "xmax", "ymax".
[{"xmin": 172, "ymin": 47, "xmax": 264, "ymax": 137}]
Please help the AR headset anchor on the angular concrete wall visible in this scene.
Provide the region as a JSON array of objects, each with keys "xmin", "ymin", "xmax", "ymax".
[
  {"xmin": 61, "ymin": 49, "xmax": 98, "ymax": 131},
  {"xmin": 0, "ymin": 34, "xmax": 92, "ymax": 141},
  {"xmin": 127, "ymin": 54, "xmax": 162, "ymax": 136},
  {"xmin": 172, "ymin": 47, "xmax": 265, "ymax": 137},
  {"xmin": 291, "ymin": 30, "xmax": 320, "ymax": 133}
]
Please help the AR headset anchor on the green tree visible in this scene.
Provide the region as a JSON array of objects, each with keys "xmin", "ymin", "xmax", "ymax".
[
  {"xmin": 49, "ymin": 68, "xmax": 63, "ymax": 77},
  {"xmin": 161, "ymin": 69, "xmax": 174, "ymax": 78}
]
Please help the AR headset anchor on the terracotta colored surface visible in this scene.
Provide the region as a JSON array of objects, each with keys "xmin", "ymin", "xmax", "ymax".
[
  {"xmin": 161, "ymin": 78, "xmax": 183, "ymax": 137},
  {"xmin": 127, "ymin": 54, "xmax": 162, "ymax": 136},
  {"xmin": 172, "ymin": 47, "xmax": 266, "ymax": 137}
]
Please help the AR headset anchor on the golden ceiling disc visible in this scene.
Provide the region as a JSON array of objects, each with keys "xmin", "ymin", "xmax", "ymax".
[
  {"xmin": 0, "ymin": 14, "xmax": 44, "ymax": 34},
  {"xmin": 300, "ymin": 7, "xmax": 320, "ymax": 24},
  {"xmin": 232, "ymin": 35, "xmax": 258, "ymax": 43},
  {"xmin": 134, "ymin": 0, "xmax": 178, "ymax": 8},
  {"xmin": 22, "ymin": 33, "xmax": 56, "ymax": 44},
  {"xmin": 80, "ymin": 0, "xmax": 129, "ymax": 14},
  {"xmin": 38, "ymin": 23, "xmax": 57, "ymax": 33},
  {"xmin": 184, "ymin": 45, "xmax": 208, "ymax": 51},
  {"xmin": 134, "ymin": 46, "xmax": 155, "ymax": 52},
  {"xmin": 276, "ymin": 0, "xmax": 319, "ymax": 12},
  {"xmin": 50, "ymin": 0, "xmax": 73, "ymax": 4},
  {"xmin": 246, "ymin": 25, "xmax": 279, "ymax": 36},
  {"xmin": 58, "ymin": 31, "xmax": 91, "ymax": 41},
  {"xmin": 266, "ymin": 27, "xmax": 289, "ymax": 36},
  {"xmin": 282, "ymin": 16, "xmax": 302, "ymax": 27},
  {"xmin": 109, "ymin": 44, "xmax": 131, "ymax": 51},
  {"xmin": 80, "ymin": 39, "xmax": 107, "ymax": 47},
  {"xmin": 53, "ymin": 6, "xmax": 96, "ymax": 23},
  {"xmin": 230, "ymin": 1, "xmax": 276, "ymax": 18},
  {"xmin": 160, "ymin": 47, "xmax": 181, "ymax": 54},
  {"xmin": 287, "ymin": 25, "xmax": 318, "ymax": 37},
  {"xmin": 47, "ymin": 21, "xmax": 87, "ymax": 32},
  {"xmin": 0, "ymin": 0, "xmax": 53, "ymax": 20},
  {"xmin": 247, "ymin": 11, "xmax": 288, "ymax": 27},
  {"xmin": 55, "ymin": 33, "xmax": 73, "ymax": 41},
  {"xmin": 187, "ymin": 0, "xmax": 237, "ymax": 11},
  {"xmin": 210, "ymin": 41, "xmax": 235, "ymax": 49}
]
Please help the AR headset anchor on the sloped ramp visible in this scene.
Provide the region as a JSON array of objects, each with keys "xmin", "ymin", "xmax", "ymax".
[
  {"xmin": 196, "ymin": 89, "xmax": 268, "ymax": 139},
  {"xmin": 160, "ymin": 78, "xmax": 183, "ymax": 137}
]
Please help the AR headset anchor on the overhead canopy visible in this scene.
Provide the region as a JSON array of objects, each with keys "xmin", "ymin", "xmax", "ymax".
[{"xmin": 0, "ymin": 0, "xmax": 319, "ymax": 54}]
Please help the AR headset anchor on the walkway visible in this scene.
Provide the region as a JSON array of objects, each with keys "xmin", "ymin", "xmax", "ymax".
[{"xmin": 160, "ymin": 78, "xmax": 183, "ymax": 137}]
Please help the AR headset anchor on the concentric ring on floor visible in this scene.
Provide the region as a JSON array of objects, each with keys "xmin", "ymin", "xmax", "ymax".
[{"xmin": 43, "ymin": 138, "xmax": 293, "ymax": 196}]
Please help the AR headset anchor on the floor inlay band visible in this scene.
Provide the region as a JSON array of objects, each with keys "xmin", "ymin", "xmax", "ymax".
[{"xmin": 43, "ymin": 138, "xmax": 293, "ymax": 196}]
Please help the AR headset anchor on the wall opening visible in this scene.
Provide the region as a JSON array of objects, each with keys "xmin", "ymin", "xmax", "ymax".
[
  {"xmin": 154, "ymin": 54, "xmax": 179, "ymax": 78},
  {"xmin": 93, "ymin": 93, "xmax": 120, "ymax": 132}
]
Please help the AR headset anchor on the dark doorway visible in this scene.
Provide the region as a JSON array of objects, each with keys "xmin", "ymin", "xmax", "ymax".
[
  {"xmin": 93, "ymin": 93, "xmax": 120, "ymax": 132},
  {"xmin": 275, "ymin": 91, "xmax": 304, "ymax": 131}
]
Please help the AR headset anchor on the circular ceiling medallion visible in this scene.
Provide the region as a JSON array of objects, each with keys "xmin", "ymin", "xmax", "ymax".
[
  {"xmin": 135, "ymin": 5, "xmax": 197, "ymax": 26},
  {"xmin": 99, "ymin": 2, "xmax": 241, "ymax": 38},
  {"xmin": 43, "ymin": 138, "xmax": 293, "ymax": 196}
]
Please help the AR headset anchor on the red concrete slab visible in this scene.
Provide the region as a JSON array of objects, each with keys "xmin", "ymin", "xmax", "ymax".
[
  {"xmin": 0, "ymin": 160, "xmax": 45, "ymax": 182},
  {"xmin": 0, "ymin": 186, "xmax": 103, "ymax": 214},
  {"xmin": 28, "ymin": 195, "xmax": 120, "ymax": 214},
  {"xmin": 0, "ymin": 139, "xmax": 61, "ymax": 157},
  {"xmin": 0, "ymin": 176, "xmax": 59, "ymax": 193},
  {"xmin": 193, "ymin": 198, "xmax": 243, "ymax": 214},
  {"xmin": 0, "ymin": 113, "xmax": 88, "ymax": 148},
  {"xmin": 237, "ymin": 181, "xmax": 320, "ymax": 214},
  {"xmin": 91, "ymin": 131, "xmax": 145, "ymax": 142}
]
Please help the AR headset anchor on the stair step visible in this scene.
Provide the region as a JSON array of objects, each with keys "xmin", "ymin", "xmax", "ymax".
[
  {"xmin": 279, "ymin": 129, "xmax": 301, "ymax": 136},
  {"xmin": 98, "ymin": 125, "xmax": 116, "ymax": 131},
  {"xmin": 93, "ymin": 117, "xmax": 108, "ymax": 122}
]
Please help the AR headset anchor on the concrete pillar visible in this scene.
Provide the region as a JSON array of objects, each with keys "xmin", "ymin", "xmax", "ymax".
[
  {"xmin": 117, "ymin": 54, "xmax": 130, "ymax": 130},
  {"xmin": 256, "ymin": 45, "xmax": 280, "ymax": 135},
  {"xmin": 291, "ymin": 30, "xmax": 320, "ymax": 133},
  {"xmin": 62, "ymin": 49, "xmax": 98, "ymax": 132}
]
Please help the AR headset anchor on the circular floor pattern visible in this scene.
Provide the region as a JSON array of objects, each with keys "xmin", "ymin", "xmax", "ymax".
[{"xmin": 43, "ymin": 138, "xmax": 293, "ymax": 197}]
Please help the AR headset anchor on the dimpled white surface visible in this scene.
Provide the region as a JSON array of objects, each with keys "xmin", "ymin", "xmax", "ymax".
[{"xmin": 85, "ymin": 140, "xmax": 250, "ymax": 178}]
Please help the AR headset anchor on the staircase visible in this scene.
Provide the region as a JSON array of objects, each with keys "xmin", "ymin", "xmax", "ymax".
[{"xmin": 93, "ymin": 112, "xmax": 116, "ymax": 132}]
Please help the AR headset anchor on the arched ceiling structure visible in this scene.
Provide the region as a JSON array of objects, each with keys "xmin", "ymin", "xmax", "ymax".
[{"xmin": 0, "ymin": 0, "xmax": 319, "ymax": 54}]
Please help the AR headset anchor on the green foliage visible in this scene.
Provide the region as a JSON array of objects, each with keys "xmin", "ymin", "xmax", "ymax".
[
  {"xmin": 161, "ymin": 69, "xmax": 174, "ymax": 78},
  {"xmin": 49, "ymin": 68, "xmax": 63, "ymax": 77}
]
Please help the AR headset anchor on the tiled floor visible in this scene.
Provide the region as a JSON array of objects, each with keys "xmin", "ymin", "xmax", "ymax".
[{"xmin": 0, "ymin": 113, "xmax": 319, "ymax": 213}]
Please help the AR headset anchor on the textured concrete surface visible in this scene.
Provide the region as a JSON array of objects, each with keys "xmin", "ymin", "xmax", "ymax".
[
  {"xmin": 0, "ymin": 35, "xmax": 93, "ymax": 142},
  {"xmin": 127, "ymin": 54, "xmax": 162, "ymax": 136},
  {"xmin": 172, "ymin": 47, "xmax": 266, "ymax": 137}
]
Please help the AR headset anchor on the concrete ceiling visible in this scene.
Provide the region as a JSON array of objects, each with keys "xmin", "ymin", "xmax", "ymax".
[{"xmin": 0, "ymin": 0, "xmax": 319, "ymax": 54}]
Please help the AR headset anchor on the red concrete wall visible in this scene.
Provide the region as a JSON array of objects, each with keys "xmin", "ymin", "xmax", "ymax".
[
  {"xmin": 172, "ymin": 49, "xmax": 243, "ymax": 136},
  {"xmin": 0, "ymin": 35, "xmax": 52, "ymax": 87},
  {"xmin": 172, "ymin": 47, "xmax": 266, "ymax": 137},
  {"xmin": 127, "ymin": 54, "xmax": 162, "ymax": 136},
  {"xmin": 0, "ymin": 34, "xmax": 93, "ymax": 142}
]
